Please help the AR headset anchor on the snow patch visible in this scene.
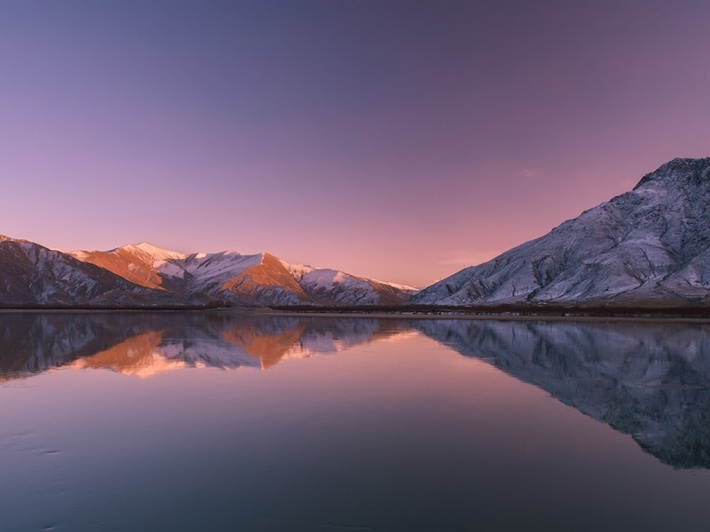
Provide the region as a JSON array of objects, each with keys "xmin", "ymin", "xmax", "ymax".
[{"xmin": 125, "ymin": 242, "xmax": 187, "ymax": 261}]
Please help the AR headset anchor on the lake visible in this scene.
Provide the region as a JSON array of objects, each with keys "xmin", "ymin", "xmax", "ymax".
[{"xmin": 1, "ymin": 312, "xmax": 710, "ymax": 531}]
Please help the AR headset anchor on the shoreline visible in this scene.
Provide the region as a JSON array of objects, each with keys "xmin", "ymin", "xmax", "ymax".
[
  {"xmin": 1, "ymin": 306, "xmax": 710, "ymax": 323},
  {"xmin": 257, "ymin": 309, "xmax": 710, "ymax": 324}
]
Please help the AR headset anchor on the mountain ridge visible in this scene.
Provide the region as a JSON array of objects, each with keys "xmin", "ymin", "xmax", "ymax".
[{"xmin": 0, "ymin": 236, "xmax": 417, "ymax": 307}]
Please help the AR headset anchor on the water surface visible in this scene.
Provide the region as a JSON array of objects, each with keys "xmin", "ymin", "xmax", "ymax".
[{"xmin": 1, "ymin": 312, "xmax": 710, "ymax": 531}]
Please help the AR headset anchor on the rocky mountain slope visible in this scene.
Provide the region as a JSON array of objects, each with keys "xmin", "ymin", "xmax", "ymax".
[
  {"xmin": 0, "ymin": 235, "xmax": 164, "ymax": 306},
  {"xmin": 0, "ymin": 235, "xmax": 416, "ymax": 307},
  {"xmin": 414, "ymin": 157, "xmax": 710, "ymax": 306}
]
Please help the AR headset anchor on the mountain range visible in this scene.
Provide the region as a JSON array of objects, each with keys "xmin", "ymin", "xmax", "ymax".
[
  {"xmin": 3, "ymin": 156, "xmax": 710, "ymax": 308},
  {"xmin": 0, "ymin": 237, "xmax": 416, "ymax": 307}
]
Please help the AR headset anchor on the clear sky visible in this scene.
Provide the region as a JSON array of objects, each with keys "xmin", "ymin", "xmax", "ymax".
[{"xmin": 1, "ymin": 0, "xmax": 709, "ymax": 287}]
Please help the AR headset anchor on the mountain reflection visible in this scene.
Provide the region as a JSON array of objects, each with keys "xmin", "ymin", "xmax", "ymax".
[
  {"xmin": 3, "ymin": 312, "xmax": 710, "ymax": 469},
  {"xmin": 0, "ymin": 312, "xmax": 410, "ymax": 380},
  {"xmin": 415, "ymin": 319, "xmax": 710, "ymax": 470}
]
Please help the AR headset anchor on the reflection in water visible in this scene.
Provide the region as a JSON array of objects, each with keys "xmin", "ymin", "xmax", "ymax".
[
  {"xmin": 0, "ymin": 312, "xmax": 410, "ymax": 379},
  {"xmin": 4, "ymin": 313, "xmax": 710, "ymax": 531},
  {"xmin": 2, "ymin": 312, "xmax": 710, "ymax": 469},
  {"xmin": 0, "ymin": 312, "xmax": 147, "ymax": 380},
  {"xmin": 416, "ymin": 319, "xmax": 710, "ymax": 469}
]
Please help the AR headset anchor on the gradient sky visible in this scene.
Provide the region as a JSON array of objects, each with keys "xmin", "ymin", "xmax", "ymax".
[{"xmin": 1, "ymin": 0, "xmax": 710, "ymax": 287}]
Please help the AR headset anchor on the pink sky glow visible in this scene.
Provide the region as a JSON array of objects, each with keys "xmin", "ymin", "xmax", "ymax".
[{"xmin": 1, "ymin": 1, "xmax": 709, "ymax": 287}]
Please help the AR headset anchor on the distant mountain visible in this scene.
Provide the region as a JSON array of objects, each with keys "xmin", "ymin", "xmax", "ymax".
[
  {"xmin": 70, "ymin": 242, "xmax": 416, "ymax": 307},
  {"xmin": 0, "ymin": 235, "xmax": 416, "ymax": 307},
  {"xmin": 414, "ymin": 157, "xmax": 710, "ymax": 306}
]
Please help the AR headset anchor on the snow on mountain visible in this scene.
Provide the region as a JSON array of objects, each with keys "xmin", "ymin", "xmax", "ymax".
[
  {"xmin": 67, "ymin": 243, "xmax": 416, "ymax": 306},
  {"xmin": 126, "ymin": 242, "xmax": 187, "ymax": 262},
  {"xmin": 287, "ymin": 263, "xmax": 417, "ymax": 305},
  {"xmin": 69, "ymin": 243, "xmax": 171, "ymax": 291},
  {"xmin": 414, "ymin": 157, "xmax": 710, "ymax": 306}
]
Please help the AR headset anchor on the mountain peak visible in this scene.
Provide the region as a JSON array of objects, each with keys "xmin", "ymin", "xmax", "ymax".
[
  {"xmin": 634, "ymin": 157, "xmax": 710, "ymax": 190},
  {"xmin": 122, "ymin": 242, "xmax": 186, "ymax": 261},
  {"xmin": 0, "ymin": 234, "xmax": 28, "ymax": 244}
]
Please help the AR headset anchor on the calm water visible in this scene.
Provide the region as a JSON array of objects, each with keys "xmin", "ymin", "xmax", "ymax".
[{"xmin": 1, "ymin": 312, "xmax": 710, "ymax": 531}]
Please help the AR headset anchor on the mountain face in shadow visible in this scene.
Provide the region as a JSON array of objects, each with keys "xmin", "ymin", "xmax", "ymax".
[
  {"xmin": 414, "ymin": 318, "xmax": 710, "ymax": 469},
  {"xmin": 0, "ymin": 238, "xmax": 164, "ymax": 307}
]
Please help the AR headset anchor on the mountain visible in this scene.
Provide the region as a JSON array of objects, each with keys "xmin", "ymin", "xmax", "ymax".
[
  {"xmin": 0, "ymin": 234, "xmax": 415, "ymax": 307},
  {"xmin": 70, "ymin": 243, "xmax": 302, "ymax": 305},
  {"xmin": 288, "ymin": 263, "xmax": 416, "ymax": 305},
  {"xmin": 414, "ymin": 157, "xmax": 710, "ymax": 306},
  {"xmin": 0, "ymin": 235, "xmax": 166, "ymax": 306}
]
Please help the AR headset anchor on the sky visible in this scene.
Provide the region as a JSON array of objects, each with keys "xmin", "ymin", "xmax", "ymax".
[{"xmin": 1, "ymin": 0, "xmax": 710, "ymax": 287}]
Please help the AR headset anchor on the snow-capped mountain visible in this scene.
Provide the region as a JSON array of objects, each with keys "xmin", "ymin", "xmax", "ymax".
[
  {"xmin": 287, "ymin": 264, "xmax": 416, "ymax": 305},
  {"xmin": 67, "ymin": 242, "xmax": 417, "ymax": 306},
  {"xmin": 0, "ymin": 234, "xmax": 415, "ymax": 307},
  {"xmin": 414, "ymin": 157, "xmax": 710, "ymax": 306}
]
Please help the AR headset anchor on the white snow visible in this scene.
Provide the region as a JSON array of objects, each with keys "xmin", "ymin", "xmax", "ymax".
[
  {"xmin": 179, "ymin": 252, "xmax": 263, "ymax": 287},
  {"xmin": 130, "ymin": 242, "xmax": 187, "ymax": 261},
  {"xmin": 371, "ymin": 279, "xmax": 419, "ymax": 291},
  {"xmin": 155, "ymin": 261, "xmax": 186, "ymax": 279}
]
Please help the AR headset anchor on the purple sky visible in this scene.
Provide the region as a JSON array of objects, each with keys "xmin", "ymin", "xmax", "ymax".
[{"xmin": 1, "ymin": 0, "xmax": 710, "ymax": 287}]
